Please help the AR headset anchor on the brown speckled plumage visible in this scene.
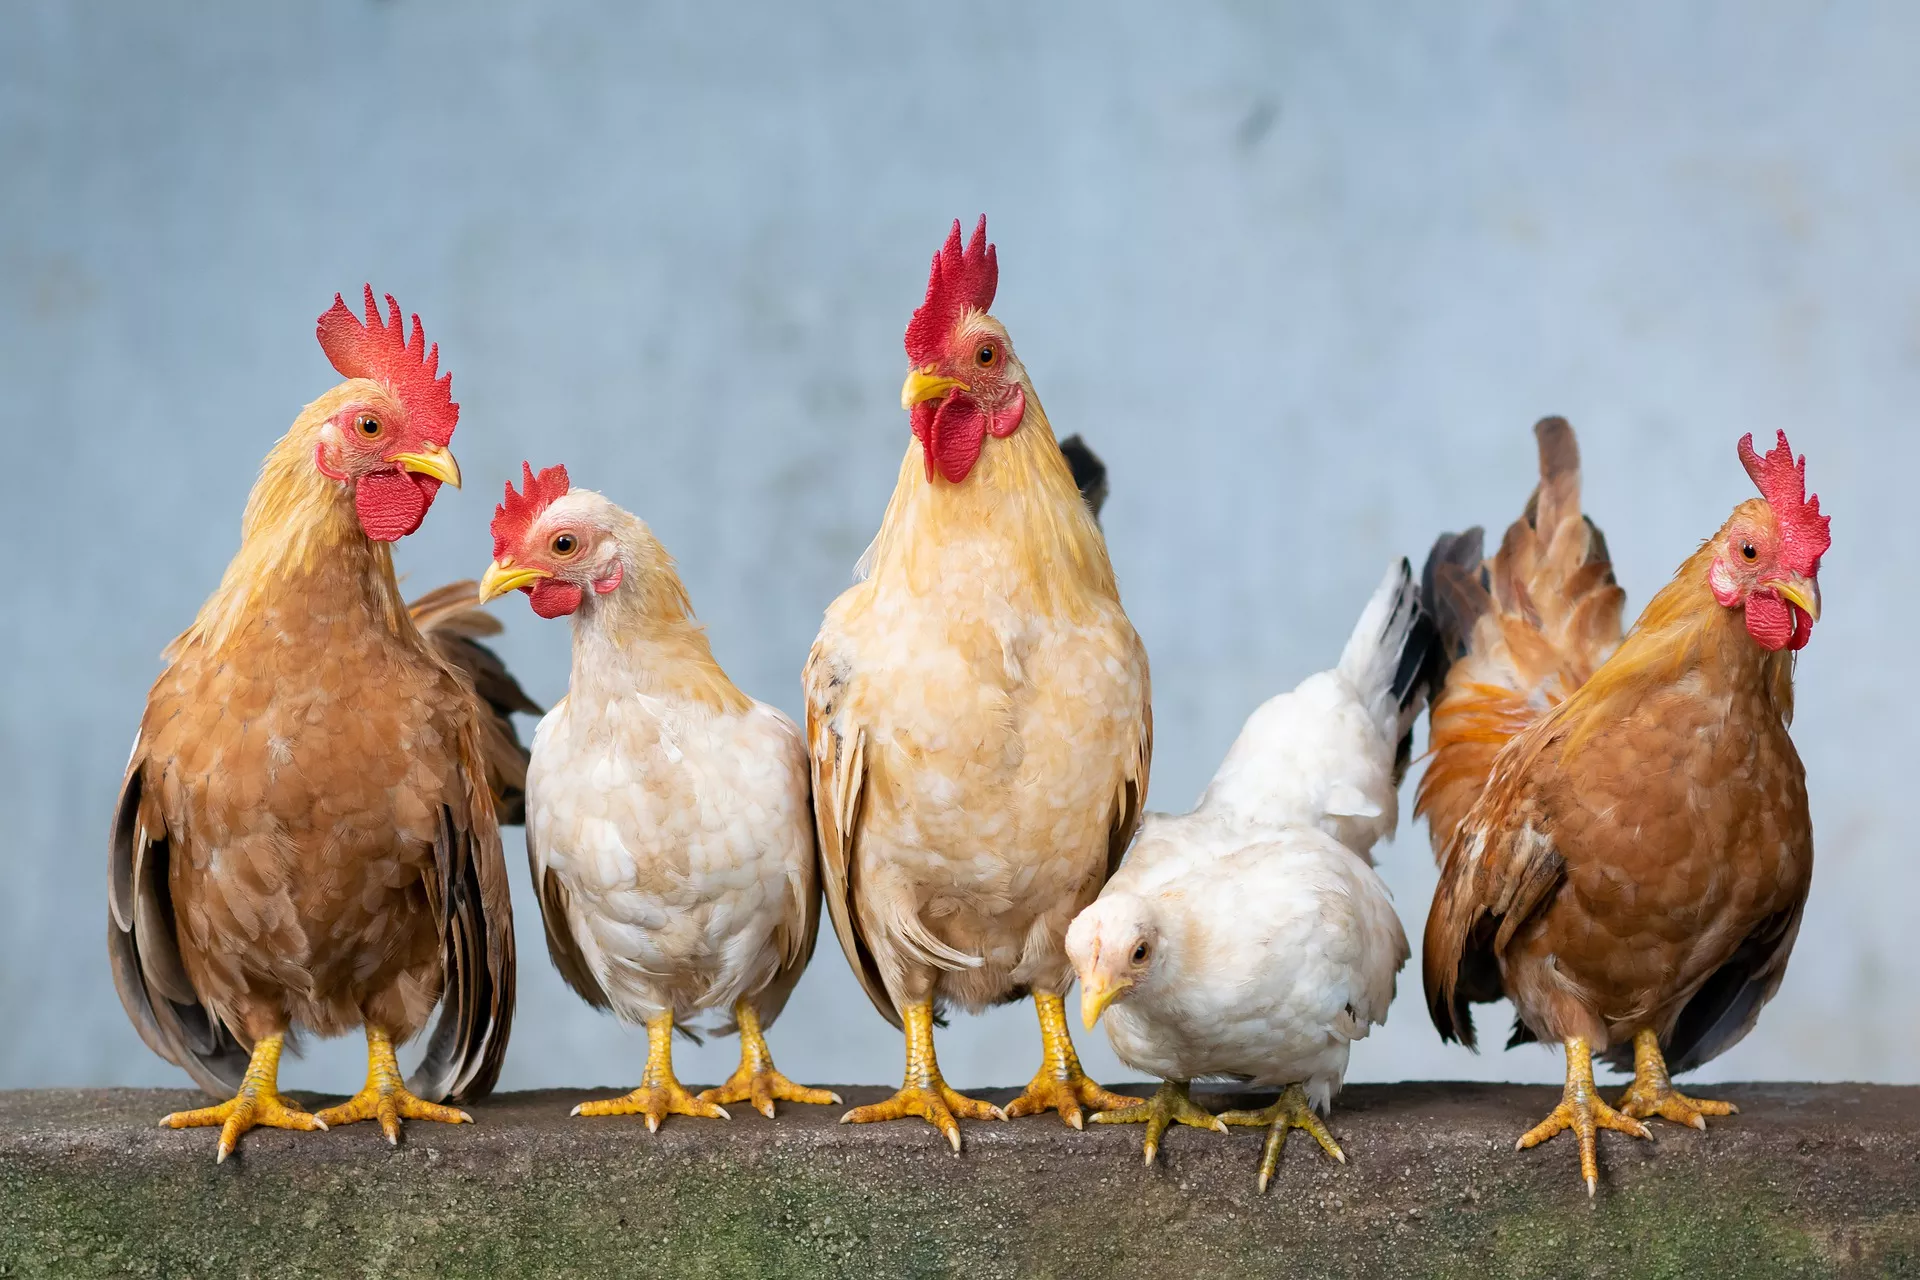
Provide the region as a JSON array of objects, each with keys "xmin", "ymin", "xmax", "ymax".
[
  {"xmin": 1421, "ymin": 419, "xmax": 1814, "ymax": 1076},
  {"xmin": 108, "ymin": 398, "xmax": 523, "ymax": 1103}
]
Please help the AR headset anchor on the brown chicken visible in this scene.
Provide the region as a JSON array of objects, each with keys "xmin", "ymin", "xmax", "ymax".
[
  {"xmin": 107, "ymin": 288, "xmax": 530, "ymax": 1161},
  {"xmin": 1419, "ymin": 418, "xmax": 1829, "ymax": 1194},
  {"xmin": 805, "ymin": 218, "xmax": 1153, "ymax": 1150}
]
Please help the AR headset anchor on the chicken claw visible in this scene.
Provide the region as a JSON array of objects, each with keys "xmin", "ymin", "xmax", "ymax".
[
  {"xmin": 1004, "ymin": 991, "xmax": 1145, "ymax": 1128},
  {"xmin": 1517, "ymin": 1037, "xmax": 1651, "ymax": 1196},
  {"xmin": 318, "ymin": 1026, "xmax": 472, "ymax": 1144},
  {"xmin": 840, "ymin": 1000, "xmax": 1004, "ymax": 1153},
  {"xmin": 1218, "ymin": 1082, "xmax": 1344, "ymax": 1192},
  {"xmin": 160, "ymin": 1032, "xmax": 326, "ymax": 1163},
  {"xmin": 1616, "ymin": 1028, "xmax": 1738, "ymax": 1131},
  {"xmin": 696, "ymin": 1000, "xmax": 840, "ymax": 1119},
  {"xmin": 572, "ymin": 1012, "xmax": 730, "ymax": 1131},
  {"xmin": 1090, "ymin": 1078, "xmax": 1226, "ymax": 1166}
]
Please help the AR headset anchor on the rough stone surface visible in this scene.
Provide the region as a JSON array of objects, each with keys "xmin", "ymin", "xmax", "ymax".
[{"xmin": 1, "ymin": 1083, "xmax": 1916, "ymax": 1278}]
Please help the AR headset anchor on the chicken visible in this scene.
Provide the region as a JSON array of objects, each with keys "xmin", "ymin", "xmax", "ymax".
[
  {"xmin": 804, "ymin": 217, "xmax": 1153, "ymax": 1150},
  {"xmin": 1419, "ymin": 418, "xmax": 1830, "ymax": 1196},
  {"xmin": 1070, "ymin": 560, "xmax": 1432, "ymax": 1188},
  {"xmin": 107, "ymin": 288, "xmax": 527, "ymax": 1162},
  {"xmin": 478, "ymin": 463, "xmax": 834, "ymax": 1128}
]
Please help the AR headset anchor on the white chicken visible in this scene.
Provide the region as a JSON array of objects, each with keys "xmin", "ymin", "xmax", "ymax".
[
  {"xmin": 1068, "ymin": 559, "xmax": 1434, "ymax": 1188},
  {"xmin": 479, "ymin": 463, "xmax": 835, "ymax": 1128}
]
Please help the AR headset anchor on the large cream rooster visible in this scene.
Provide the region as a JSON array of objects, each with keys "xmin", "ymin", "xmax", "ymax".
[{"xmin": 804, "ymin": 217, "xmax": 1153, "ymax": 1151}]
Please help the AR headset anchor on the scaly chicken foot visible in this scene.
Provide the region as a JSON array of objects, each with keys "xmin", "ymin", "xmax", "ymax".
[
  {"xmin": 696, "ymin": 1000, "xmax": 841, "ymax": 1118},
  {"xmin": 1217, "ymin": 1083, "xmax": 1345, "ymax": 1192},
  {"xmin": 317, "ymin": 1026, "xmax": 472, "ymax": 1144},
  {"xmin": 1616, "ymin": 1027, "xmax": 1739, "ymax": 1131},
  {"xmin": 1516, "ymin": 1037, "xmax": 1651, "ymax": 1196},
  {"xmin": 840, "ymin": 1000, "xmax": 1005, "ymax": 1153},
  {"xmin": 573, "ymin": 1011, "xmax": 730, "ymax": 1130},
  {"xmin": 1090, "ymin": 1078, "xmax": 1227, "ymax": 1166},
  {"xmin": 159, "ymin": 1032, "xmax": 327, "ymax": 1163},
  {"xmin": 1004, "ymin": 991, "xmax": 1145, "ymax": 1129}
]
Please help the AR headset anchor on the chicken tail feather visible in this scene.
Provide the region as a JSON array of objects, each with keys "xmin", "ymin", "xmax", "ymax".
[
  {"xmin": 1414, "ymin": 417, "xmax": 1626, "ymax": 862},
  {"xmin": 1337, "ymin": 557, "xmax": 1445, "ymax": 788},
  {"xmin": 410, "ymin": 581, "xmax": 541, "ymax": 826}
]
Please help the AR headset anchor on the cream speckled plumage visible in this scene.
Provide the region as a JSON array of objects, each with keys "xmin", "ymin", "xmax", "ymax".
[
  {"xmin": 805, "ymin": 391, "xmax": 1150, "ymax": 1024},
  {"xmin": 517, "ymin": 492, "xmax": 818, "ymax": 1038},
  {"xmin": 1069, "ymin": 561, "xmax": 1433, "ymax": 1143}
]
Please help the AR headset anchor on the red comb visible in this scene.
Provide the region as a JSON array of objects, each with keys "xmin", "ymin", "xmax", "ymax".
[
  {"xmin": 904, "ymin": 216, "xmax": 998, "ymax": 366},
  {"xmin": 316, "ymin": 286, "xmax": 458, "ymax": 446},
  {"xmin": 492, "ymin": 462, "xmax": 571, "ymax": 558},
  {"xmin": 1739, "ymin": 430, "xmax": 1830, "ymax": 577}
]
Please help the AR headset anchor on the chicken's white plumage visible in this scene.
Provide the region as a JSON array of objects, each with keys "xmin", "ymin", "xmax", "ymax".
[{"xmin": 1069, "ymin": 560, "xmax": 1434, "ymax": 1157}]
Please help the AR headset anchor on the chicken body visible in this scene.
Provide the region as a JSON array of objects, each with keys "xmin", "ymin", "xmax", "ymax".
[
  {"xmin": 807, "ymin": 219, "xmax": 1151, "ymax": 1148},
  {"xmin": 109, "ymin": 307, "xmax": 523, "ymax": 1164},
  {"xmin": 1421, "ymin": 418, "xmax": 1826, "ymax": 1195},
  {"xmin": 1096, "ymin": 834, "xmax": 1402, "ymax": 1102},
  {"xmin": 812, "ymin": 427, "xmax": 1149, "ymax": 1016},
  {"xmin": 485, "ymin": 477, "xmax": 831, "ymax": 1126},
  {"xmin": 1070, "ymin": 560, "xmax": 1428, "ymax": 1185}
]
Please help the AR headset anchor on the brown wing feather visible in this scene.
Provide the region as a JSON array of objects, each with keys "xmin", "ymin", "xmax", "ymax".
[
  {"xmin": 803, "ymin": 641, "xmax": 900, "ymax": 1030},
  {"xmin": 410, "ymin": 581, "xmax": 541, "ymax": 826},
  {"xmin": 1422, "ymin": 766, "xmax": 1569, "ymax": 1048},
  {"xmin": 106, "ymin": 755, "xmax": 251, "ymax": 1095},
  {"xmin": 1415, "ymin": 417, "xmax": 1625, "ymax": 862},
  {"xmin": 407, "ymin": 716, "xmax": 517, "ymax": 1103}
]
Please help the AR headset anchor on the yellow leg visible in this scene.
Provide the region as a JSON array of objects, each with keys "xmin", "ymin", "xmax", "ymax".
[
  {"xmin": 160, "ymin": 1032, "xmax": 326, "ymax": 1163},
  {"xmin": 1090, "ymin": 1078, "xmax": 1226, "ymax": 1166},
  {"xmin": 1516, "ymin": 1037, "xmax": 1652, "ymax": 1197},
  {"xmin": 316, "ymin": 1026, "xmax": 473, "ymax": 1144},
  {"xmin": 1617, "ymin": 1028, "xmax": 1739, "ymax": 1131},
  {"xmin": 1218, "ymin": 1083, "xmax": 1345, "ymax": 1192},
  {"xmin": 1004, "ymin": 991, "xmax": 1145, "ymax": 1129},
  {"xmin": 840, "ymin": 1000, "xmax": 1006, "ymax": 1154},
  {"xmin": 696, "ymin": 1000, "xmax": 842, "ymax": 1118},
  {"xmin": 572, "ymin": 1012, "xmax": 731, "ymax": 1131}
]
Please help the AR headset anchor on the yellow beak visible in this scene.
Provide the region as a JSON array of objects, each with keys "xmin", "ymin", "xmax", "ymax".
[
  {"xmin": 387, "ymin": 442, "xmax": 462, "ymax": 489},
  {"xmin": 901, "ymin": 364, "xmax": 968, "ymax": 410},
  {"xmin": 477, "ymin": 558, "xmax": 551, "ymax": 605},
  {"xmin": 1772, "ymin": 574, "xmax": 1820, "ymax": 622},
  {"xmin": 1080, "ymin": 975, "xmax": 1131, "ymax": 1030}
]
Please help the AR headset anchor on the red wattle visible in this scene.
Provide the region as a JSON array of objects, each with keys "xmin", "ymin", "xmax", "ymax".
[
  {"xmin": 527, "ymin": 579, "xmax": 584, "ymax": 618},
  {"xmin": 355, "ymin": 470, "xmax": 440, "ymax": 542},
  {"xmin": 1743, "ymin": 591, "xmax": 1795, "ymax": 651},
  {"xmin": 912, "ymin": 394, "xmax": 988, "ymax": 484}
]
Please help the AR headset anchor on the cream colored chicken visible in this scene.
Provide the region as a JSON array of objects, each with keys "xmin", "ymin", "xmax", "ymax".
[
  {"xmin": 805, "ymin": 217, "xmax": 1152, "ymax": 1151},
  {"xmin": 1071, "ymin": 561, "xmax": 1433, "ymax": 1188},
  {"xmin": 480, "ymin": 463, "xmax": 834, "ymax": 1128}
]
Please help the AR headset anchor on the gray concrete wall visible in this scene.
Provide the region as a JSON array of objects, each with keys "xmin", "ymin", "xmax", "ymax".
[{"xmin": 3, "ymin": 2, "xmax": 1913, "ymax": 1095}]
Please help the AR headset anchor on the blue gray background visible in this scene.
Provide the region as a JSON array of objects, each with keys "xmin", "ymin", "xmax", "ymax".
[{"xmin": 4, "ymin": 3, "xmax": 1913, "ymax": 1095}]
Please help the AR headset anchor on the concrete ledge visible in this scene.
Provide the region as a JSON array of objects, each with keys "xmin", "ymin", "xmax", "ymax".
[{"xmin": 2, "ymin": 1084, "xmax": 1916, "ymax": 1278}]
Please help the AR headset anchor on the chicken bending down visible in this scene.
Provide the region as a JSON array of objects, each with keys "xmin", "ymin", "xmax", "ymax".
[
  {"xmin": 1069, "ymin": 560, "xmax": 1433, "ymax": 1189},
  {"xmin": 805, "ymin": 217, "xmax": 1153, "ymax": 1151},
  {"xmin": 108, "ymin": 289, "xmax": 528, "ymax": 1162},
  {"xmin": 1420, "ymin": 418, "xmax": 1829, "ymax": 1196},
  {"xmin": 481, "ymin": 464, "xmax": 833, "ymax": 1129}
]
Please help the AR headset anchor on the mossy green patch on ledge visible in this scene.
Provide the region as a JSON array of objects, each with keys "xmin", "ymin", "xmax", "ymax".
[{"xmin": 3, "ymin": 1084, "xmax": 1915, "ymax": 1279}]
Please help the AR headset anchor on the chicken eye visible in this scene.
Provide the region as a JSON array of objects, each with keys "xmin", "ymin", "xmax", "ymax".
[
  {"xmin": 551, "ymin": 533, "xmax": 578, "ymax": 557},
  {"xmin": 1740, "ymin": 541, "xmax": 1757, "ymax": 561},
  {"xmin": 1131, "ymin": 943, "xmax": 1148, "ymax": 964},
  {"xmin": 356, "ymin": 414, "xmax": 382, "ymax": 438},
  {"xmin": 976, "ymin": 344, "xmax": 996, "ymax": 366}
]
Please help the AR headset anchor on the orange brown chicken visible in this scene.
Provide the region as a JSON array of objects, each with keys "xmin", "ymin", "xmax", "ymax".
[
  {"xmin": 108, "ymin": 289, "xmax": 529, "ymax": 1161},
  {"xmin": 804, "ymin": 217, "xmax": 1153, "ymax": 1151},
  {"xmin": 1419, "ymin": 418, "xmax": 1829, "ymax": 1195}
]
